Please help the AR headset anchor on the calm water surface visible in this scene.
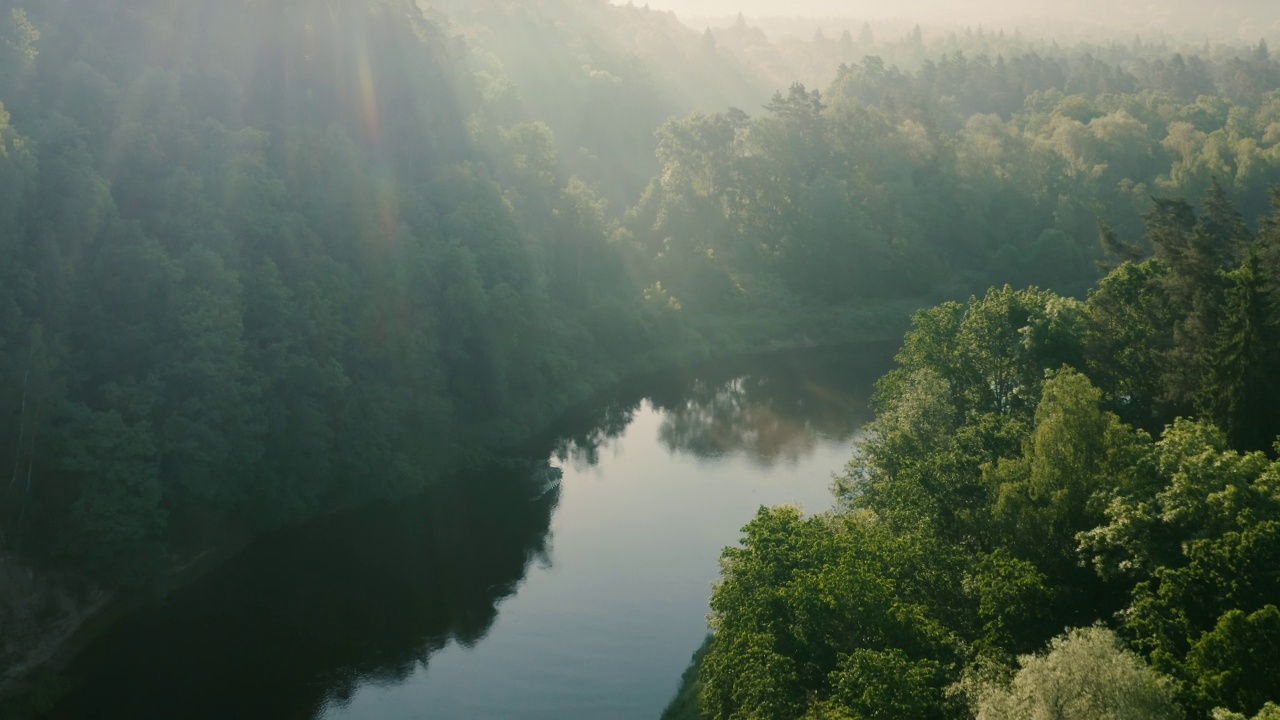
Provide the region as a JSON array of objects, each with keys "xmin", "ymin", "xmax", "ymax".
[{"xmin": 57, "ymin": 345, "xmax": 893, "ymax": 719}]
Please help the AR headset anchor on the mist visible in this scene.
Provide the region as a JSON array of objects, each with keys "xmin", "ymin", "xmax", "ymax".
[
  {"xmin": 7, "ymin": 1, "xmax": 1280, "ymax": 718},
  {"xmin": 619, "ymin": 0, "xmax": 1280, "ymax": 41}
]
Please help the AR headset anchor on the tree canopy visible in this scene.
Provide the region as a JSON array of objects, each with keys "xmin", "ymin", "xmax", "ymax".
[
  {"xmin": 4, "ymin": 2, "xmax": 1280, "ymax": 713},
  {"xmin": 682, "ymin": 187, "xmax": 1280, "ymax": 719}
]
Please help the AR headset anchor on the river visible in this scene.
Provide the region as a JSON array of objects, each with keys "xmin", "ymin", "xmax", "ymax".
[{"xmin": 54, "ymin": 344, "xmax": 894, "ymax": 719}]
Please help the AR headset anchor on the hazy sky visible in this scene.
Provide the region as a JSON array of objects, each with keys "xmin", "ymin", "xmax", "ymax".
[
  {"xmin": 614, "ymin": 0, "xmax": 1280, "ymax": 39},
  {"xmin": 624, "ymin": 0, "xmax": 1027, "ymax": 16}
]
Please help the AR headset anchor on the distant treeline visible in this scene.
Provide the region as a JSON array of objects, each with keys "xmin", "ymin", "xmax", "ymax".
[
  {"xmin": 633, "ymin": 37, "xmax": 1280, "ymax": 315},
  {"xmin": 700, "ymin": 13, "xmax": 1280, "ymax": 106}
]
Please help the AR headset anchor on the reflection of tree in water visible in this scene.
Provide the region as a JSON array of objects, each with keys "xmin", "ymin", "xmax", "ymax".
[
  {"xmin": 548, "ymin": 347, "xmax": 887, "ymax": 470},
  {"xmin": 652, "ymin": 356, "xmax": 878, "ymax": 467},
  {"xmin": 552, "ymin": 399, "xmax": 639, "ymax": 470},
  {"xmin": 51, "ymin": 346, "xmax": 890, "ymax": 719},
  {"xmin": 54, "ymin": 465, "xmax": 561, "ymax": 720}
]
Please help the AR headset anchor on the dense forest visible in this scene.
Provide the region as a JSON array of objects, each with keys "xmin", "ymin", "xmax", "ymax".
[
  {"xmin": 0, "ymin": 0, "xmax": 671, "ymax": 683},
  {"xmin": 0, "ymin": 0, "xmax": 660, "ymax": 576},
  {"xmin": 667, "ymin": 186, "xmax": 1280, "ymax": 720},
  {"xmin": 3, "ymin": 0, "xmax": 1280, "ymax": 716},
  {"xmin": 632, "ymin": 37, "xmax": 1280, "ymax": 315}
]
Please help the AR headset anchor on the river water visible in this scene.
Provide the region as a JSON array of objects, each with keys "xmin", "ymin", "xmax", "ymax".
[{"xmin": 55, "ymin": 345, "xmax": 894, "ymax": 719}]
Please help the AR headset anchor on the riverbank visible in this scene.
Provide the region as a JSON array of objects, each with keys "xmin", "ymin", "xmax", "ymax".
[
  {"xmin": 0, "ymin": 532, "xmax": 259, "ymax": 717},
  {"xmin": 38, "ymin": 340, "xmax": 894, "ymax": 719},
  {"xmin": 661, "ymin": 637, "xmax": 712, "ymax": 720},
  {"xmin": 0, "ymin": 297, "xmax": 917, "ymax": 716}
]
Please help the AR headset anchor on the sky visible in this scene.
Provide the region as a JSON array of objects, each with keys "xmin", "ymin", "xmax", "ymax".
[{"xmin": 614, "ymin": 0, "xmax": 1280, "ymax": 40}]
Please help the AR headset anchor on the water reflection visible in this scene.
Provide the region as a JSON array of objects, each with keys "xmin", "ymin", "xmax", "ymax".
[
  {"xmin": 55, "ymin": 467, "xmax": 560, "ymax": 720},
  {"xmin": 556, "ymin": 346, "xmax": 885, "ymax": 469},
  {"xmin": 53, "ymin": 344, "xmax": 895, "ymax": 720},
  {"xmin": 552, "ymin": 398, "xmax": 638, "ymax": 470},
  {"xmin": 654, "ymin": 369, "xmax": 872, "ymax": 466}
]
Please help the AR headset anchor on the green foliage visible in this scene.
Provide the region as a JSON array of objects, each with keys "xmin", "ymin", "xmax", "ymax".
[
  {"xmin": 0, "ymin": 0, "xmax": 670, "ymax": 589},
  {"xmin": 1200, "ymin": 247, "xmax": 1280, "ymax": 451},
  {"xmin": 844, "ymin": 286, "xmax": 1088, "ymax": 546},
  {"xmin": 694, "ymin": 188, "xmax": 1280, "ymax": 718},
  {"xmin": 700, "ymin": 506, "xmax": 962, "ymax": 720},
  {"xmin": 1116, "ymin": 423, "xmax": 1280, "ymax": 714},
  {"xmin": 662, "ymin": 636, "xmax": 712, "ymax": 720},
  {"xmin": 824, "ymin": 648, "xmax": 946, "ymax": 720},
  {"xmin": 987, "ymin": 369, "xmax": 1137, "ymax": 584},
  {"xmin": 1188, "ymin": 606, "xmax": 1280, "ymax": 715},
  {"xmin": 974, "ymin": 626, "xmax": 1182, "ymax": 720},
  {"xmin": 962, "ymin": 549, "xmax": 1051, "ymax": 658},
  {"xmin": 0, "ymin": 8, "xmax": 39, "ymax": 91},
  {"xmin": 58, "ymin": 406, "xmax": 166, "ymax": 582},
  {"xmin": 628, "ymin": 42, "xmax": 1280, "ymax": 318},
  {"xmin": 5, "ymin": 0, "xmax": 1280, "ymax": 708},
  {"xmin": 1216, "ymin": 703, "xmax": 1280, "ymax": 720},
  {"xmin": 1082, "ymin": 258, "xmax": 1174, "ymax": 430}
]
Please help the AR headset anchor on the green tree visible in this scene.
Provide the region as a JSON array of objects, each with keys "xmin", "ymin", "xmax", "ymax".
[
  {"xmin": 988, "ymin": 370, "xmax": 1134, "ymax": 569},
  {"xmin": 1199, "ymin": 247, "xmax": 1280, "ymax": 451},
  {"xmin": 1187, "ymin": 606, "xmax": 1280, "ymax": 715},
  {"xmin": 1215, "ymin": 704, "xmax": 1280, "ymax": 720},
  {"xmin": 975, "ymin": 626, "xmax": 1182, "ymax": 720},
  {"xmin": 0, "ymin": 7, "xmax": 39, "ymax": 93},
  {"xmin": 847, "ymin": 287, "xmax": 1087, "ymax": 546},
  {"xmin": 1142, "ymin": 184, "xmax": 1252, "ymax": 413},
  {"xmin": 58, "ymin": 406, "xmax": 167, "ymax": 583},
  {"xmin": 700, "ymin": 507, "xmax": 961, "ymax": 720},
  {"xmin": 1083, "ymin": 259, "xmax": 1175, "ymax": 430},
  {"xmin": 1099, "ymin": 420, "xmax": 1280, "ymax": 714}
]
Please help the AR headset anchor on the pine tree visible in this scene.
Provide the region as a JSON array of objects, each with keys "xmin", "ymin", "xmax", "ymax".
[
  {"xmin": 858, "ymin": 22, "xmax": 874, "ymax": 45},
  {"xmin": 1200, "ymin": 247, "xmax": 1280, "ymax": 452},
  {"xmin": 1144, "ymin": 184, "xmax": 1254, "ymax": 415}
]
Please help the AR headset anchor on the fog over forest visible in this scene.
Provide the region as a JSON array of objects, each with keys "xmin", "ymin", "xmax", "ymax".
[
  {"xmin": 623, "ymin": 0, "xmax": 1280, "ymax": 40},
  {"xmin": 6, "ymin": 0, "xmax": 1280, "ymax": 718}
]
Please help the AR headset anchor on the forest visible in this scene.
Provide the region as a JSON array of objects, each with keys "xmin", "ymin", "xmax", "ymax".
[
  {"xmin": 667, "ymin": 186, "xmax": 1280, "ymax": 719},
  {"xmin": 2, "ymin": 0, "xmax": 1280, "ymax": 717}
]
